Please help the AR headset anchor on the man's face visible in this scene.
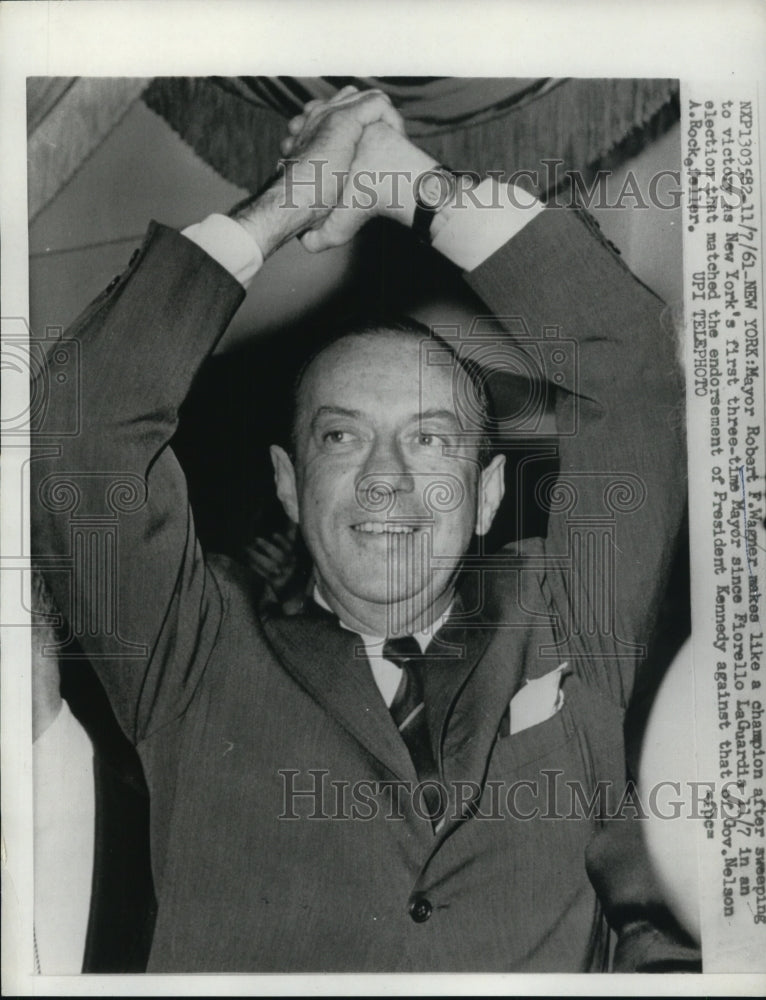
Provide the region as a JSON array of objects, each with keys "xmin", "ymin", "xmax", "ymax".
[{"xmin": 271, "ymin": 332, "xmax": 505, "ymax": 631}]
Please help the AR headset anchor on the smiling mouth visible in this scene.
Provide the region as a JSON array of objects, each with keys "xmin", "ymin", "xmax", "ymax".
[{"xmin": 351, "ymin": 522, "xmax": 420, "ymax": 535}]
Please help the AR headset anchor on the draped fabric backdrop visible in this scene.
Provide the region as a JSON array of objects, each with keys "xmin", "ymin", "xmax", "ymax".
[{"xmin": 28, "ymin": 76, "xmax": 679, "ymax": 221}]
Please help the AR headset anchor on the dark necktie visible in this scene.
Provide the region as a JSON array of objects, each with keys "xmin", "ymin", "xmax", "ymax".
[{"xmin": 383, "ymin": 636, "xmax": 443, "ymax": 823}]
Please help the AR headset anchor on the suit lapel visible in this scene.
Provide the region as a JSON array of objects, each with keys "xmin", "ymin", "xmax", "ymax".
[
  {"xmin": 420, "ymin": 617, "xmax": 491, "ymax": 774},
  {"xmin": 262, "ymin": 612, "xmax": 417, "ymax": 783},
  {"xmin": 423, "ymin": 571, "xmax": 530, "ymax": 834}
]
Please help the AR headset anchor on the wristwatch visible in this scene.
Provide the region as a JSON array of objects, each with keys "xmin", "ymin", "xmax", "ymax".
[{"xmin": 412, "ymin": 165, "xmax": 458, "ymax": 244}]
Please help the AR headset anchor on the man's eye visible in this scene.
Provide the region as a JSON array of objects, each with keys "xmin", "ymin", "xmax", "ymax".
[
  {"xmin": 323, "ymin": 430, "xmax": 351, "ymax": 445},
  {"xmin": 417, "ymin": 432, "xmax": 442, "ymax": 448}
]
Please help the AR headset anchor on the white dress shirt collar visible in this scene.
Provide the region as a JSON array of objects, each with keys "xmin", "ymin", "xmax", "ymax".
[{"xmin": 312, "ymin": 586, "xmax": 452, "ymax": 708}]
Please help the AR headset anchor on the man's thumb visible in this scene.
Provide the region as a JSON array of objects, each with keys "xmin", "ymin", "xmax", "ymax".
[{"xmin": 300, "ymin": 210, "xmax": 359, "ymax": 253}]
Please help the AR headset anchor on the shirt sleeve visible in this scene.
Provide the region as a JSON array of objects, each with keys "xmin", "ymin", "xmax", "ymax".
[
  {"xmin": 431, "ymin": 179, "xmax": 545, "ymax": 272},
  {"xmin": 182, "ymin": 213, "xmax": 264, "ymax": 288}
]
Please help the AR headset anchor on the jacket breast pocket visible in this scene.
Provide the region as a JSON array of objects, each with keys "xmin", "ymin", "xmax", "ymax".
[{"xmin": 491, "ymin": 698, "xmax": 577, "ymax": 774}]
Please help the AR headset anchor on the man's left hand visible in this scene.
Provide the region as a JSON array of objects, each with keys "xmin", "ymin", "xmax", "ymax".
[{"xmin": 281, "ymin": 89, "xmax": 439, "ymax": 252}]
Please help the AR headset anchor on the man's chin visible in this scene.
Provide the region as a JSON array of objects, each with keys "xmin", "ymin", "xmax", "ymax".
[
  {"xmin": 341, "ymin": 581, "xmax": 425, "ymax": 606},
  {"xmin": 332, "ymin": 572, "xmax": 445, "ymax": 611}
]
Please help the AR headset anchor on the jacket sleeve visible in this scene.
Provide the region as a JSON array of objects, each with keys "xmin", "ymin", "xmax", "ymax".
[
  {"xmin": 464, "ymin": 207, "xmax": 687, "ymax": 707},
  {"xmin": 31, "ymin": 222, "xmax": 246, "ymax": 743},
  {"xmin": 585, "ymin": 813, "xmax": 701, "ymax": 972}
]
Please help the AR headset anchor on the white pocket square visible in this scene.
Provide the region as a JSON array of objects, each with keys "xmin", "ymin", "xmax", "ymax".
[{"xmin": 508, "ymin": 663, "xmax": 569, "ymax": 735}]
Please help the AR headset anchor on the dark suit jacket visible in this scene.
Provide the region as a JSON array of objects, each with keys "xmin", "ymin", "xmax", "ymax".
[{"xmin": 32, "ymin": 207, "xmax": 695, "ymax": 972}]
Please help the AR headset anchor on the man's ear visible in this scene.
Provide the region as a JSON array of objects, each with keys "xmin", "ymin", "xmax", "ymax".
[
  {"xmin": 476, "ymin": 453, "xmax": 506, "ymax": 536},
  {"xmin": 270, "ymin": 445, "xmax": 300, "ymax": 524}
]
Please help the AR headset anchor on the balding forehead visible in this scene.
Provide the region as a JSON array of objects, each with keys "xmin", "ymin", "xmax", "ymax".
[
  {"xmin": 304, "ymin": 329, "xmax": 424, "ymax": 380},
  {"xmin": 295, "ymin": 329, "xmax": 433, "ymax": 413},
  {"xmin": 290, "ymin": 331, "xmax": 447, "ymax": 449}
]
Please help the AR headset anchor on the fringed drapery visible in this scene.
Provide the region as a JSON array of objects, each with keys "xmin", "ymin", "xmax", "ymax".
[
  {"xmin": 142, "ymin": 76, "xmax": 679, "ymax": 197},
  {"xmin": 27, "ymin": 76, "xmax": 679, "ymax": 220}
]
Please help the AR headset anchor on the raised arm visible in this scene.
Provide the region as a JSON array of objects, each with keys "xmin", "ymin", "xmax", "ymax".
[
  {"xmin": 464, "ymin": 207, "xmax": 686, "ymax": 706},
  {"xmin": 30, "ymin": 89, "xmax": 404, "ymax": 742},
  {"xmin": 31, "ymin": 229, "xmax": 245, "ymax": 741}
]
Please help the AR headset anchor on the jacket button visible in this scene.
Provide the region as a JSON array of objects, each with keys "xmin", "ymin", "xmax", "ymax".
[
  {"xmin": 106, "ymin": 275, "xmax": 120, "ymax": 292},
  {"xmin": 409, "ymin": 897, "xmax": 433, "ymax": 923}
]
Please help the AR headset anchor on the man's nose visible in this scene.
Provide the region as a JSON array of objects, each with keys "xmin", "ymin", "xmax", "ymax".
[{"xmin": 356, "ymin": 439, "xmax": 415, "ymax": 514}]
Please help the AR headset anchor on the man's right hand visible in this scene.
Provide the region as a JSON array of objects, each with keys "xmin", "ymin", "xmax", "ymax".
[{"xmin": 231, "ymin": 86, "xmax": 405, "ymax": 259}]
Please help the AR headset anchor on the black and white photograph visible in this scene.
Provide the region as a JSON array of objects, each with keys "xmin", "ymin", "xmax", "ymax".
[{"xmin": 1, "ymin": 2, "xmax": 765, "ymax": 994}]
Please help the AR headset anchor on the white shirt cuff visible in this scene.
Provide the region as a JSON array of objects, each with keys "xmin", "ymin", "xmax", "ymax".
[
  {"xmin": 431, "ymin": 178, "xmax": 544, "ymax": 272},
  {"xmin": 181, "ymin": 213, "xmax": 264, "ymax": 288}
]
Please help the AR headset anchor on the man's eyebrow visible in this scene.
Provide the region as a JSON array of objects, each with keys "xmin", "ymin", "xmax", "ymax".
[
  {"xmin": 309, "ymin": 405, "xmax": 461, "ymax": 428},
  {"xmin": 417, "ymin": 408, "xmax": 462, "ymax": 425},
  {"xmin": 310, "ymin": 405, "xmax": 364, "ymax": 428}
]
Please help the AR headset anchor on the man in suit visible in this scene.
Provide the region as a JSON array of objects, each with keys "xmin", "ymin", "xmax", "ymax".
[{"xmin": 32, "ymin": 87, "xmax": 695, "ymax": 971}]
